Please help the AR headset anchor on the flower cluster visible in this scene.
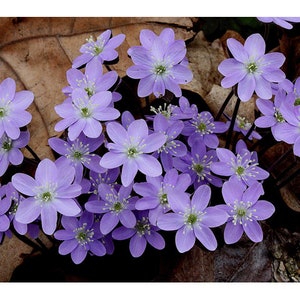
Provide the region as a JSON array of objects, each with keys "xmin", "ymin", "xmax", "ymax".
[{"xmin": 3, "ymin": 20, "xmax": 295, "ymax": 266}]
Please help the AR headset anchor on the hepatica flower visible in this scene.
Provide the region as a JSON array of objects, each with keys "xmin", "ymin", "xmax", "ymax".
[
  {"xmin": 257, "ymin": 17, "xmax": 300, "ymax": 30},
  {"xmin": 173, "ymin": 140, "xmax": 223, "ymax": 189},
  {"xmin": 112, "ymin": 210, "xmax": 165, "ymax": 258},
  {"xmin": 218, "ymin": 33, "xmax": 286, "ymax": 101},
  {"xmin": 182, "ymin": 110, "xmax": 228, "ymax": 148},
  {"xmin": 0, "ymin": 185, "xmax": 11, "ymax": 241},
  {"xmin": 54, "ymin": 211, "xmax": 106, "ymax": 264},
  {"xmin": 0, "ymin": 77, "xmax": 34, "ymax": 140},
  {"xmin": 11, "ymin": 158, "xmax": 82, "ymax": 235},
  {"xmin": 72, "ymin": 29, "xmax": 125, "ymax": 69},
  {"xmin": 48, "ymin": 132, "xmax": 106, "ymax": 182},
  {"xmin": 220, "ymin": 178, "xmax": 275, "ymax": 244},
  {"xmin": 85, "ymin": 183, "xmax": 138, "ymax": 235},
  {"xmin": 0, "ymin": 131, "xmax": 30, "ymax": 176},
  {"xmin": 63, "ymin": 59, "xmax": 121, "ymax": 103},
  {"xmin": 211, "ymin": 139, "xmax": 269, "ymax": 187},
  {"xmin": 54, "ymin": 88, "xmax": 120, "ymax": 141},
  {"xmin": 133, "ymin": 168, "xmax": 191, "ymax": 225},
  {"xmin": 126, "ymin": 28, "xmax": 193, "ymax": 98},
  {"xmin": 157, "ymin": 184, "xmax": 228, "ymax": 252},
  {"xmin": 100, "ymin": 119, "xmax": 166, "ymax": 187}
]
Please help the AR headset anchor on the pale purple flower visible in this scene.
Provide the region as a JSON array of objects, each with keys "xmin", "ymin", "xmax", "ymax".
[
  {"xmin": 133, "ymin": 168, "xmax": 191, "ymax": 225},
  {"xmin": 218, "ymin": 33, "xmax": 286, "ymax": 101},
  {"xmin": 112, "ymin": 210, "xmax": 165, "ymax": 258},
  {"xmin": 232, "ymin": 115, "xmax": 261, "ymax": 140},
  {"xmin": 273, "ymin": 92, "xmax": 300, "ymax": 156},
  {"xmin": 54, "ymin": 88, "xmax": 120, "ymax": 141},
  {"xmin": 72, "ymin": 29, "xmax": 125, "ymax": 68},
  {"xmin": 148, "ymin": 96, "xmax": 197, "ymax": 123},
  {"xmin": 0, "ymin": 184, "xmax": 11, "ymax": 242},
  {"xmin": 220, "ymin": 178, "xmax": 275, "ymax": 244},
  {"xmin": 100, "ymin": 119, "xmax": 166, "ymax": 187},
  {"xmin": 12, "ymin": 158, "xmax": 82, "ymax": 235},
  {"xmin": 63, "ymin": 59, "xmax": 121, "ymax": 103},
  {"xmin": 54, "ymin": 211, "xmax": 106, "ymax": 264},
  {"xmin": 0, "ymin": 77, "xmax": 34, "ymax": 140},
  {"xmin": 255, "ymin": 89, "xmax": 287, "ymax": 141},
  {"xmin": 271, "ymin": 78, "xmax": 294, "ymax": 95},
  {"xmin": 152, "ymin": 114, "xmax": 187, "ymax": 170},
  {"xmin": 126, "ymin": 28, "xmax": 193, "ymax": 98},
  {"xmin": 211, "ymin": 139, "xmax": 269, "ymax": 186},
  {"xmin": 0, "ymin": 130, "xmax": 30, "ymax": 176},
  {"xmin": 85, "ymin": 183, "xmax": 137, "ymax": 235},
  {"xmin": 257, "ymin": 17, "xmax": 300, "ymax": 30},
  {"xmin": 157, "ymin": 184, "xmax": 228, "ymax": 252},
  {"xmin": 173, "ymin": 140, "xmax": 223, "ymax": 189},
  {"xmin": 48, "ymin": 132, "xmax": 106, "ymax": 183},
  {"xmin": 182, "ymin": 111, "xmax": 229, "ymax": 148}
]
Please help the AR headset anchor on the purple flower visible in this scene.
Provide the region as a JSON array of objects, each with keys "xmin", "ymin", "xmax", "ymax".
[
  {"xmin": 54, "ymin": 211, "xmax": 106, "ymax": 264},
  {"xmin": 112, "ymin": 210, "xmax": 165, "ymax": 258},
  {"xmin": 12, "ymin": 158, "xmax": 82, "ymax": 235},
  {"xmin": 0, "ymin": 78, "xmax": 34, "ymax": 140},
  {"xmin": 100, "ymin": 119, "xmax": 166, "ymax": 187},
  {"xmin": 48, "ymin": 133, "xmax": 106, "ymax": 183},
  {"xmin": 54, "ymin": 88, "xmax": 120, "ymax": 141},
  {"xmin": 157, "ymin": 184, "xmax": 228, "ymax": 252},
  {"xmin": 257, "ymin": 17, "xmax": 300, "ymax": 30},
  {"xmin": 126, "ymin": 28, "xmax": 193, "ymax": 98},
  {"xmin": 218, "ymin": 33, "xmax": 286, "ymax": 101},
  {"xmin": 0, "ymin": 130, "xmax": 30, "ymax": 176},
  {"xmin": 152, "ymin": 114, "xmax": 187, "ymax": 170},
  {"xmin": 232, "ymin": 115, "xmax": 261, "ymax": 140},
  {"xmin": 211, "ymin": 139, "xmax": 269, "ymax": 187},
  {"xmin": 272, "ymin": 92, "xmax": 300, "ymax": 156},
  {"xmin": 72, "ymin": 29, "xmax": 125, "ymax": 68},
  {"xmin": 220, "ymin": 178, "xmax": 275, "ymax": 244},
  {"xmin": 255, "ymin": 89, "xmax": 287, "ymax": 141},
  {"xmin": 133, "ymin": 168, "xmax": 191, "ymax": 225},
  {"xmin": 63, "ymin": 59, "xmax": 121, "ymax": 103},
  {"xmin": 85, "ymin": 183, "xmax": 138, "ymax": 235},
  {"xmin": 173, "ymin": 140, "xmax": 223, "ymax": 188},
  {"xmin": 0, "ymin": 184, "xmax": 11, "ymax": 242},
  {"xmin": 182, "ymin": 111, "xmax": 229, "ymax": 148}
]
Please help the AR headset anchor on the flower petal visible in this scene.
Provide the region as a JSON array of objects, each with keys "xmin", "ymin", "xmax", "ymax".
[{"xmin": 175, "ymin": 227, "xmax": 195, "ymax": 253}]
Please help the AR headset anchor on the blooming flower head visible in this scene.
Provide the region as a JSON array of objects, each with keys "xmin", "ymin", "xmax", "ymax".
[
  {"xmin": 63, "ymin": 59, "xmax": 121, "ymax": 103},
  {"xmin": 54, "ymin": 88, "xmax": 120, "ymax": 141},
  {"xmin": 72, "ymin": 29, "xmax": 125, "ymax": 68},
  {"xmin": 54, "ymin": 210, "xmax": 106, "ymax": 264},
  {"xmin": 126, "ymin": 28, "xmax": 193, "ymax": 98},
  {"xmin": 0, "ymin": 184, "xmax": 11, "ymax": 242},
  {"xmin": 211, "ymin": 139, "xmax": 269, "ymax": 187},
  {"xmin": 232, "ymin": 115, "xmax": 261, "ymax": 140},
  {"xmin": 157, "ymin": 184, "xmax": 228, "ymax": 252},
  {"xmin": 218, "ymin": 33, "xmax": 286, "ymax": 101},
  {"xmin": 272, "ymin": 92, "xmax": 300, "ymax": 157},
  {"xmin": 133, "ymin": 168, "xmax": 191, "ymax": 225},
  {"xmin": 48, "ymin": 132, "xmax": 106, "ymax": 183},
  {"xmin": 257, "ymin": 17, "xmax": 300, "ymax": 30},
  {"xmin": 85, "ymin": 183, "xmax": 137, "ymax": 235},
  {"xmin": 152, "ymin": 113, "xmax": 187, "ymax": 170},
  {"xmin": 220, "ymin": 178, "xmax": 275, "ymax": 244},
  {"xmin": 0, "ymin": 77, "xmax": 34, "ymax": 140},
  {"xmin": 12, "ymin": 158, "xmax": 82, "ymax": 235},
  {"xmin": 100, "ymin": 119, "xmax": 166, "ymax": 187},
  {"xmin": 112, "ymin": 210, "xmax": 165, "ymax": 258},
  {"xmin": 173, "ymin": 140, "xmax": 223, "ymax": 189},
  {"xmin": 182, "ymin": 110, "xmax": 229, "ymax": 148},
  {"xmin": 255, "ymin": 89, "xmax": 287, "ymax": 141},
  {"xmin": 0, "ymin": 130, "xmax": 30, "ymax": 176}
]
